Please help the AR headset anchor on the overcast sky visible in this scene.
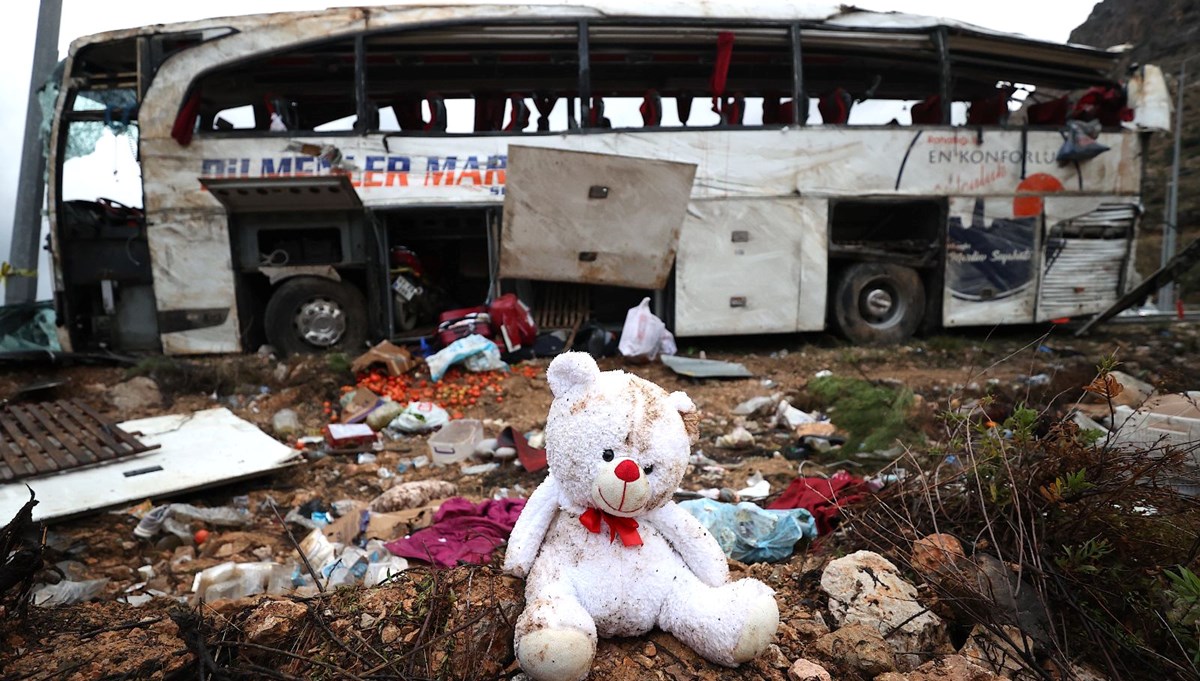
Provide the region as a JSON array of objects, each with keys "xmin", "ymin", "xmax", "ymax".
[{"xmin": 0, "ymin": 0, "xmax": 1104, "ymax": 300}]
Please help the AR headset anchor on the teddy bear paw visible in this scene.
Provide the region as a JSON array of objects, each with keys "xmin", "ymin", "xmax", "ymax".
[
  {"xmin": 731, "ymin": 596, "xmax": 780, "ymax": 664},
  {"xmin": 518, "ymin": 628, "xmax": 595, "ymax": 681}
]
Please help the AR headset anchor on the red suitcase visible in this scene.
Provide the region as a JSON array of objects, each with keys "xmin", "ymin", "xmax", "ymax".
[
  {"xmin": 488, "ymin": 294, "xmax": 537, "ymax": 353},
  {"xmin": 436, "ymin": 305, "xmax": 492, "ymax": 347}
]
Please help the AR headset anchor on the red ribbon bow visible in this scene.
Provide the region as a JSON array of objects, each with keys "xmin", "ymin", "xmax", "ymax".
[{"xmin": 580, "ymin": 508, "xmax": 643, "ymax": 547}]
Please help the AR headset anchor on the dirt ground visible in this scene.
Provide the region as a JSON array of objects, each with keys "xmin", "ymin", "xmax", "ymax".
[{"xmin": 1, "ymin": 320, "xmax": 1197, "ymax": 680}]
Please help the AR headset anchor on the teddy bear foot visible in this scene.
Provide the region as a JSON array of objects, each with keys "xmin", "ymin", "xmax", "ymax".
[
  {"xmin": 730, "ymin": 595, "xmax": 781, "ymax": 664},
  {"xmin": 518, "ymin": 628, "xmax": 595, "ymax": 681}
]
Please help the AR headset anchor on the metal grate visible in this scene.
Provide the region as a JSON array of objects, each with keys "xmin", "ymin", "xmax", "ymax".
[{"xmin": 0, "ymin": 400, "xmax": 160, "ymax": 482}]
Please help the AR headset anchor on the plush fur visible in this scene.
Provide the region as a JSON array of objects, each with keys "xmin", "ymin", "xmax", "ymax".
[{"xmin": 504, "ymin": 352, "xmax": 779, "ymax": 681}]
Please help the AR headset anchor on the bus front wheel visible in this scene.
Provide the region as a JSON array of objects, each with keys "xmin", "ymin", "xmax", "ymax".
[
  {"xmin": 831, "ymin": 262, "xmax": 925, "ymax": 345},
  {"xmin": 264, "ymin": 277, "xmax": 368, "ymax": 356}
]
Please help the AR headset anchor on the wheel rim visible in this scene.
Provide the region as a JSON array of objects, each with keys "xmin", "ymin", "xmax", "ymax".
[
  {"xmin": 858, "ymin": 279, "xmax": 906, "ymax": 328},
  {"xmin": 294, "ymin": 297, "xmax": 346, "ymax": 347}
]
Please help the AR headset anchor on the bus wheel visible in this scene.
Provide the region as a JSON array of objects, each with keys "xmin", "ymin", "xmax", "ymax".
[
  {"xmin": 831, "ymin": 262, "xmax": 925, "ymax": 345},
  {"xmin": 264, "ymin": 277, "xmax": 367, "ymax": 355}
]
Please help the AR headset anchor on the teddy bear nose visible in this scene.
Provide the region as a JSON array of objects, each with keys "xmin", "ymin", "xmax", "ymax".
[{"xmin": 614, "ymin": 459, "xmax": 641, "ymax": 482}]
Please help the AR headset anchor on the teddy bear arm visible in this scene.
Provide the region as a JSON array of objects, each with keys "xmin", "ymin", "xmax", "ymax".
[
  {"xmin": 646, "ymin": 502, "xmax": 730, "ymax": 587},
  {"xmin": 503, "ymin": 476, "xmax": 563, "ymax": 578}
]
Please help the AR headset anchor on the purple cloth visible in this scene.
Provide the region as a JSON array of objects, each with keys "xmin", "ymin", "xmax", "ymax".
[{"xmin": 385, "ymin": 497, "xmax": 527, "ymax": 568}]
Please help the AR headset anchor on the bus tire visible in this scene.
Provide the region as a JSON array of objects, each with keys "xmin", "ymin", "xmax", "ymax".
[
  {"xmin": 831, "ymin": 262, "xmax": 925, "ymax": 345},
  {"xmin": 264, "ymin": 277, "xmax": 368, "ymax": 356}
]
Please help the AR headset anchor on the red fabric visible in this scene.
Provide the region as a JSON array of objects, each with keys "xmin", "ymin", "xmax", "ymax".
[
  {"xmin": 614, "ymin": 460, "xmax": 640, "ymax": 482},
  {"xmin": 385, "ymin": 497, "xmax": 526, "ymax": 568},
  {"xmin": 709, "ymin": 31, "xmax": 736, "ymax": 96},
  {"xmin": 767, "ymin": 471, "xmax": 870, "ymax": 535},
  {"xmin": 580, "ymin": 507, "xmax": 643, "ymax": 547},
  {"xmin": 171, "ymin": 91, "xmax": 201, "ymax": 146},
  {"xmin": 709, "ymin": 31, "xmax": 735, "ymax": 121}
]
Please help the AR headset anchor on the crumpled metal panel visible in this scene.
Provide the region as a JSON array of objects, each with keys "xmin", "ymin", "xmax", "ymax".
[
  {"xmin": 1037, "ymin": 202, "xmax": 1136, "ymax": 321},
  {"xmin": 499, "ymin": 145, "xmax": 696, "ymax": 289}
]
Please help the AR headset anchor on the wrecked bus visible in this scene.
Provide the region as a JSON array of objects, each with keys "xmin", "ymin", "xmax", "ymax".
[{"xmin": 46, "ymin": 1, "xmax": 1171, "ymax": 355}]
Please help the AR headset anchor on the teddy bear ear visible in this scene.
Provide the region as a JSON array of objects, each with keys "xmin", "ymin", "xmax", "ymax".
[
  {"xmin": 666, "ymin": 391, "xmax": 696, "ymax": 414},
  {"xmin": 547, "ymin": 352, "xmax": 601, "ymax": 397}
]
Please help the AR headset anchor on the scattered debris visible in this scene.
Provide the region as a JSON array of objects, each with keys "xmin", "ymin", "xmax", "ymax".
[
  {"xmin": 661, "ymin": 354, "xmax": 753, "ymax": 378},
  {"xmin": 679, "ymin": 498, "xmax": 816, "ymax": 563}
]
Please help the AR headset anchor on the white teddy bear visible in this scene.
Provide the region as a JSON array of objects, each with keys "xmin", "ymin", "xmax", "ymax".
[{"xmin": 503, "ymin": 352, "xmax": 779, "ymax": 681}]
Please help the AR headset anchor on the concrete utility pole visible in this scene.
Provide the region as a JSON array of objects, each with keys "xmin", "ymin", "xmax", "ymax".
[
  {"xmin": 6, "ymin": 0, "xmax": 63, "ymax": 304},
  {"xmin": 1160, "ymin": 57, "xmax": 1188, "ymax": 311}
]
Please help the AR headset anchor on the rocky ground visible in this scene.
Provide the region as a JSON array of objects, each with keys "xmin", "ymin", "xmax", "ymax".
[{"xmin": 1, "ymin": 321, "xmax": 1198, "ymax": 681}]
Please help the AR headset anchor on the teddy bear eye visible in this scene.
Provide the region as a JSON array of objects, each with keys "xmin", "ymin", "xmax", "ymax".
[
  {"xmin": 602, "ymin": 449, "xmax": 614, "ymax": 462},
  {"xmin": 643, "ymin": 464, "xmax": 654, "ymax": 475}
]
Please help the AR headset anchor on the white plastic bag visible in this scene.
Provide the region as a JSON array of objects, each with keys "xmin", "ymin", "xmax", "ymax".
[
  {"xmin": 388, "ymin": 401, "xmax": 450, "ymax": 433},
  {"xmin": 618, "ymin": 297, "xmax": 667, "ymax": 361}
]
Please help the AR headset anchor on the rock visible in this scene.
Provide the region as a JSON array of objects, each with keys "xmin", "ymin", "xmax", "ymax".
[
  {"xmin": 959, "ymin": 625, "xmax": 1034, "ymax": 678},
  {"xmin": 272, "ymin": 363, "xmax": 290, "ymax": 383},
  {"xmin": 642, "ymin": 642, "xmax": 657, "ymax": 658},
  {"xmin": 788, "ymin": 658, "xmax": 832, "ymax": 681},
  {"xmin": 875, "ymin": 675, "xmax": 907, "ymax": 681},
  {"xmin": 244, "ymin": 600, "xmax": 308, "ymax": 645},
  {"xmin": 762, "ymin": 643, "xmax": 789, "ymax": 669},
  {"xmin": 811, "ymin": 624, "xmax": 895, "ymax": 676},
  {"xmin": 905, "ymin": 654, "xmax": 1000, "ymax": 681},
  {"xmin": 381, "ymin": 623, "xmax": 401, "ymax": 644},
  {"xmin": 108, "ymin": 377, "xmax": 162, "ymax": 413},
  {"xmin": 272, "ymin": 409, "xmax": 301, "ymax": 438},
  {"xmin": 820, "ymin": 550, "xmax": 948, "ymax": 668},
  {"xmin": 911, "ymin": 533, "xmax": 966, "ymax": 577}
]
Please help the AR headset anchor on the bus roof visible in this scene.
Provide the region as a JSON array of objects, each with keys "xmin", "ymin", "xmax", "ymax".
[{"xmin": 69, "ymin": 1, "xmax": 1128, "ymax": 62}]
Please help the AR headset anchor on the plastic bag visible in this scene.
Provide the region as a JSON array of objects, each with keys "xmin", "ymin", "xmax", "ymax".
[
  {"xmin": 33, "ymin": 578, "xmax": 109, "ymax": 607},
  {"xmin": 426, "ymin": 334, "xmax": 508, "ymax": 381},
  {"xmin": 388, "ymin": 401, "xmax": 450, "ymax": 433},
  {"xmin": 678, "ymin": 498, "xmax": 816, "ymax": 563},
  {"xmin": 618, "ymin": 297, "xmax": 668, "ymax": 361},
  {"xmin": 1056, "ymin": 119, "xmax": 1109, "ymax": 163}
]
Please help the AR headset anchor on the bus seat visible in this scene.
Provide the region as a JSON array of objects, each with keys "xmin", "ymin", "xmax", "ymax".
[
  {"xmin": 910, "ymin": 95, "xmax": 943, "ymax": 124},
  {"xmin": 640, "ymin": 90, "xmax": 663, "ymax": 126},
  {"xmin": 1026, "ymin": 96, "xmax": 1069, "ymax": 126},
  {"xmin": 1071, "ymin": 86, "xmax": 1131, "ymax": 126},
  {"xmin": 762, "ymin": 96, "xmax": 781, "ymax": 124},
  {"xmin": 395, "ymin": 98, "xmax": 425, "ymax": 131},
  {"xmin": 425, "ymin": 96, "xmax": 447, "ymax": 132},
  {"xmin": 533, "ymin": 93, "xmax": 557, "ymax": 131},
  {"xmin": 714, "ymin": 94, "xmax": 744, "ymax": 125},
  {"xmin": 818, "ymin": 88, "xmax": 853, "ymax": 124},
  {"xmin": 588, "ymin": 97, "xmax": 611, "ymax": 128},
  {"xmin": 966, "ymin": 89, "xmax": 1012, "ymax": 126},
  {"xmin": 505, "ymin": 96, "xmax": 531, "ymax": 132},
  {"xmin": 676, "ymin": 93, "xmax": 693, "ymax": 126},
  {"xmin": 475, "ymin": 95, "xmax": 506, "ymax": 132}
]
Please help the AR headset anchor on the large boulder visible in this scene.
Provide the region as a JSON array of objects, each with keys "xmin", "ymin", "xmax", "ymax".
[{"xmin": 820, "ymin": 550, "xmax": 948, "ymax": 668}]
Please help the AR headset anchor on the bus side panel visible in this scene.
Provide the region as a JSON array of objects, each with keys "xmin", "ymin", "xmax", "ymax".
[
  {"xmin": 145, "ymin": 210, "xmax": 242, "ymax": 354},
  {"xmin": 674, "ymin": 198, "xmax": 826, "ymax": 336},
  {"xmin": 942, "ymin": 196, "xmax": 1039, "ymax": 327},
  {"xmin": 1035, "ymin": 196, "xmax": 1138, "ymax": 322}
]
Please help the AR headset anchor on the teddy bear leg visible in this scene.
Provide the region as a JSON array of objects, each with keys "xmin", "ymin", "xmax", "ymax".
[
  {"xmin": 658, "ymin": 574, "xmax": 779, "ymax": 667},
  {"xmin": 515, "ymin": 582, "xmax": 597, "ymax": 681}
]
